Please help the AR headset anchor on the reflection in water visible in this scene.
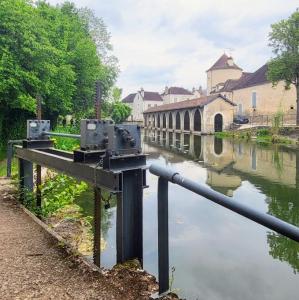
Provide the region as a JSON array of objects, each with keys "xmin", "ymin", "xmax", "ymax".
[{"xmin": 144, "ymin": 129, "xmax": 299, "ymax": 278}]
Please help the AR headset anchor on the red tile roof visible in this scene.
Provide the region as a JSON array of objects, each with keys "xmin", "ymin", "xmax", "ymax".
[
  {"xmin": 207, "ymin": 54, "xmax": 242, "ymax": 72},
  {"xmin": 161, "ymin": 86, "xmax": 193, "ymax": 96},
  {"xmin": 143, "ymin": 91, "xmax": 163, "ymax": 101},
  {"xmin": 143, "ymin": 94, "xmax": 236, "ymax": 114},
  {"xmin": 232, "ymin": 64, "xmax": 269, "ymax": 90},
  {"xmin": 122, "ymin": 93, "xmax": 136, "ymax": 103},
  {"xmin": 218, "ymin": 72, "xmax": 252, "ymax": 93}
]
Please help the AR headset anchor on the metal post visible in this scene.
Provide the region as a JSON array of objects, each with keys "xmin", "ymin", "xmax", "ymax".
[
  {"xmin": 36, "ymin": 94, "xmax": 42, "ymax": 120},
  {"xmin": 93, "ymin": 187, "xmax": 102, "ymax": 267},
  {"xmin": 36, "ymin": 165, "xmax": 42, "ymax": 209},
  {"xmin": 116, "ymin": 169, "xmax": 143, "ymax": 266},
  {"xmin": 95, "ymin": 81, "xmax": 102, "ymax": 120},
  {"xmin": 158, "ymin": 177, "xmax": 169, "ymax": 295},
  {"xmin": 19, "ymin": 158, "xmax": 33, "ymax": 203},
  {"xmin": 6, "ymin": 142, "xmax": 13, "ymax": 177}
]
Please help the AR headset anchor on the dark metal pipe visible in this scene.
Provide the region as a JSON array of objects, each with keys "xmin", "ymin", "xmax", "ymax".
[
  {"xmin": 42, "ymin": 131, "xmax": 81, "ymax": 139},
  {"xmin": 149, "ymin": 163, "xmax": 299, "ymax": 243}
]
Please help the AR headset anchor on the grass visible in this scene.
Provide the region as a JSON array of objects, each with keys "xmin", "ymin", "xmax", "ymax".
[{"xmin": 215, "ymin": 128, "xmax": 294, "ymax": 145}]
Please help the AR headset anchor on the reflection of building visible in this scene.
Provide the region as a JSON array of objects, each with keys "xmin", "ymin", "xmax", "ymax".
[{"xmin": 144, "ymin": 129, "xmax": 299, "ymax": 195}]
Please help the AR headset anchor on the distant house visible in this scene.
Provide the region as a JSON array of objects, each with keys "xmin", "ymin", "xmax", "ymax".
[{"xmin": 122, "ymin": 88, "xmax": 163, "ymax": 122}]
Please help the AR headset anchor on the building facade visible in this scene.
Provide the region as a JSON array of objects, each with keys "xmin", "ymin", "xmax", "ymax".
[
  {"xmin": 208, "ymin": 54, "xmax": 297, "ymax": 119},
  {"xmin": 143, "ymin": 94, "xmax": 236, "ymax": 134},
  {"xmin": 122, "ymin": 88, "xmax": 163, "ymax": 122}
]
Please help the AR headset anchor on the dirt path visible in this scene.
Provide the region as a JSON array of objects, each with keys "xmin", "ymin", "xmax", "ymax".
[{"xmin": 0, "ymin": 178, "xmax": 160, "ymax": 300}]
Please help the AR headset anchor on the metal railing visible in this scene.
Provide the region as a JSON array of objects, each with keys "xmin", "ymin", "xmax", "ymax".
[
  {"xmin": 247, "ymin": 113, "xmax": 297, "ymax": 126},
  {"xmin": 149, "ymin": 163, "xmax": 299, "ymax": 295}
]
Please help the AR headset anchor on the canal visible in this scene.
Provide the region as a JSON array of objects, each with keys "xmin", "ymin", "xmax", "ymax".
[
  {"xmin": 1, "ymin": 132, "xmax": 299, "ymax": 299},
  {"xmin": 79, "ymin": 131, "xmax": 299, "ymax": 300}
]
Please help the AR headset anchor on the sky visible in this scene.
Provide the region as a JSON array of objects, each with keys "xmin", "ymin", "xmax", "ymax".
[{"xmin": 47, "ymin": 0, "xmax": 298, "ymax": 97}]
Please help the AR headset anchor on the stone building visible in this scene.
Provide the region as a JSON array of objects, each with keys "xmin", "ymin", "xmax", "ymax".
[
  {"xmin": 161, "ymin": 86, "xmax": 197, "ymax": 104},
  {"xmin": 208, "ymin": 54, "xmax": 296, "ymax": 118},
  {"xmin": 143, "ymin": 94, "xmax": 236, "ymax": 134},
  {"xmin": 122, "ymin": 88, "xmax": 163, "ymax": 122}
]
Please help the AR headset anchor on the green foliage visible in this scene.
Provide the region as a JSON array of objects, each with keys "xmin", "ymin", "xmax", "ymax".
[
  {"xmin": 257, "ymin": 128, "xmax": 270, "ymax": 136},
  {"xmin": 111, "ymin": 101, "xmax": 132, "ymax": 123},
  {"xmin": 52, "ymin": 125, "xmax": 80, "ymax": 151},
  {"xmin": 267, "ymin": 9, "xmax": 299, "ymax": 123},
  {"xmin": 272, "ymin": 111, "xmax": 284, "ymax": 133},
  {"xmin": 0, "ymin": 0, "xmax": 118, "ymax": 143},
  {"xmin": 41, "ymin": 174, "xmax": 88, "ymax": 217}
]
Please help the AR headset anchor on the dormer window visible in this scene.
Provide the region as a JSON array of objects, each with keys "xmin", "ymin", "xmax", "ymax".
[{"xmin": 227, "ymin": 58, "xmax": 234, "ymax": 66}]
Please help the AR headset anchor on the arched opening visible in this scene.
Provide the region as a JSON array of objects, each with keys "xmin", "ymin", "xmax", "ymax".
[
  {"xmin": 194, "ymin": 109, "xmax": 201, "ymax": 131},
  {"xmin": 144, "ymin": 115, "xmax": 148, "ymax": 126},
  {"xmin": 214, "ymin": 137, "xmax": 223, "ymax": 155},
  {"xmin": 214, "ymin": 113, "xmax": 223, "ymax": 132},
  {"xmin": 169, "ymin": 113, "xmax": 173, "ymax": 129},
  {"xmin": 184, "ymin": 134, "xmax": 190, "ymax": 151},
  {"xmin": 163, "ymin": 113, "xmax": 166, "ymax": 128},
  {"xmin": 153, "ymin": 115, "xmax": 156, "ymax": 127},
  {"xmin": 194, "ymin": 135, "xmax": 202, "ymax": 158},
  {"xmin": 157, "ymin": 114, "xmax": 160, "ymax": 128},
  {"xmin": 176, "ymin": 112, "xmax": 181, "ymax": 130},
  {"xmin": 184, "ymin": 111, "xmax": 190, "ymax": 131}
]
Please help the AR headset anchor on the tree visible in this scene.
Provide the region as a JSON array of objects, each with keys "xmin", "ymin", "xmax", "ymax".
[
  {"xmin": 0, "ymin": 0, "xmax": 118, "ymax": 142},
  {"xmin": 111, "ymin": 101, "xmax": 132, "ymax": 124},
  {"xmin": 267, "ymin": 10, "xmax": 299, "ymax": 125}
]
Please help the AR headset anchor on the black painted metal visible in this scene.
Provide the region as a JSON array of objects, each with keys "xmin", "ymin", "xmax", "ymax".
[
  {"xmin": 15, "ymin": 147, "xmax": 121, "ymax": 192},
  {"xmin": 18, "ymin": 158, "xmax": 33, "ymax": 203},
  {"xmin": 93, "ymin": 187, "xmax": 102, "ymax": 267},
  {"xmin": 6, "ymin": 140, "xmax": 22, "ymax": 177},
  {"xmin": 117, "ymin": 169, "xmax": 143, "ymax": 266},
  {"xmin": 22, "ymin": 139, "xmax": 54, "ymax": 149},
  {"xmin": 36, "ymin": 165, "xmax": 42, "ymax": 209},
  {"xmin": 149, "ymin": 163, "xmax": 299, "ymax": 295},
  {"xmin": 158, "ymin": 177, "xmax": 169, "ymax": 294}
]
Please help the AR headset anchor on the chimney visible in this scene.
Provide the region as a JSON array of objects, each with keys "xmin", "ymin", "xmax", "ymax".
[
  {"xmin": 227, "ymin": 57, "xmax": 234, "ymax": 67},
  {"xmin": 140, "ymin": 87, "xmax": 144, "ymax": 98},
  {"xmin": 164, "ymin": 86, "xmax": 169, "ymax": 94}
]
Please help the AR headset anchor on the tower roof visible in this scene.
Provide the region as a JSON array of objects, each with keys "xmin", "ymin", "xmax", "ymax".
[{"xmin": 207, "ymin": 54, "xmax": 242, "ymax": 72}]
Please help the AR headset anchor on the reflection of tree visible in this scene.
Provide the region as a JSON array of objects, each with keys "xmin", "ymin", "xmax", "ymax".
[
  {"xmin": 266, "ymin": 184, "xmax": 299, "ymax": 273},
  {"xmin": 267, "ymin": 233, "xmax": 299, "ymax": 274},
  {"xmin": 74, "ymin": 187, "xmax": 116, "ymax": 240}
]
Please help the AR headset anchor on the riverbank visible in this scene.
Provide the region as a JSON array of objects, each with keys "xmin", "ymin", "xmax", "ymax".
[
  {"xmin": 215, "ymin": 126, "xmax": 299, "ymax": 145},
  {"xmin": 0, "ymin": 177, "xmax": 178, "ymax": 300}
]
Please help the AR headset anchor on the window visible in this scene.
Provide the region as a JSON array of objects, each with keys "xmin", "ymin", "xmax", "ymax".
[
  {"xmin": 155, "ymin": 104, "xmax": 157, "ymax": 107},
  {"xmin": 251, "ymin": 92, "xmax": 257, "ymax": 108},
  {"xmin": 148, "ymin": 104, "xmax": 151, "ymax": 108}
]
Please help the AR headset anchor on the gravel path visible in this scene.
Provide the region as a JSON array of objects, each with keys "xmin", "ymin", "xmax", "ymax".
[{"xmin": 0, "ymin": 178, "xmax": 158, "ymax": 300}]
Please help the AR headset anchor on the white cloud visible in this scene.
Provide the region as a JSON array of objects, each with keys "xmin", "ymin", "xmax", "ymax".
[{"xmin": 47, "ymin": 0, "xmax": 298, "ymax": 96}]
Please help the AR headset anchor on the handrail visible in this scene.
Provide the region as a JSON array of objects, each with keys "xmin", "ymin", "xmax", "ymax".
[
  {"xmin": 42, "ymin": 131, "xmax": 81, "ymax": 139},
  {"xmin": 149, "ymin": 163, "xmax": 299, "ymax": 295}
]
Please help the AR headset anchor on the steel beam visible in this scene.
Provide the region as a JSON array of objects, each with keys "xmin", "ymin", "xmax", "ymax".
[
  {"xmin": 19, "ymin": 158, "xmax": 33, "ymax": 203},
  {"xmin": 116, "ymin": 169, "xmax": 143, "ymax": 266},
  {"xmin": 15, "ymin": 146, "xmax": 121, "ymax": 192},
  {"xmin": 93, "ymin": 187, "xmax": 102, "ymax": 267},
  {"xmin": 36, "ymin": 165, "xmax": 42, "ymax": 209}
]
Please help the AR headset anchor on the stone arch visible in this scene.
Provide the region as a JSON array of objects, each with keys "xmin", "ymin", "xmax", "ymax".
[
  {"xmin": 157, "ymin": 114, "xmax": 160, "ymax": 128},
  {"xmin": 175, "ymin": 111, "xmax": 181, "ymax": 130},
  {"xmin": 162, "ymin": 113, "xmax": 166, "ymax": 128},
  {"xmin": 153, "ymin": 114, "xmax": 156, "ymax": 127},
  {"xmin": 214, "ymin": 137, "xmax": 223, "ymax": 155},
  {"xmin": 144, "ymin": 115, "xmax": 148, "ymax": 126},
  {"xmin": 214, "ymin": 113, "xmax": 223, "ymax": 132},
  {"xmin": 169, "ymin": 112, "xmax": 173, "ymax": 129},
  {"xmin": 184, "ymin": 111, "xmax": 190, "ymax": 131},
  {"xmin": 194, "ymin": 109, "xmax": 201, "ymax": 132}
]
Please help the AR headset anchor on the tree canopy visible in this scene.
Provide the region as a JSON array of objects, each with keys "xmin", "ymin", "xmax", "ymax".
[
  {"xmin": 267, "ymin": 9, "xmax": 299, "ymax": 124},
  {"xmin": 0, "ymin": 0, "xmax": 118, "ymax": 142}
]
